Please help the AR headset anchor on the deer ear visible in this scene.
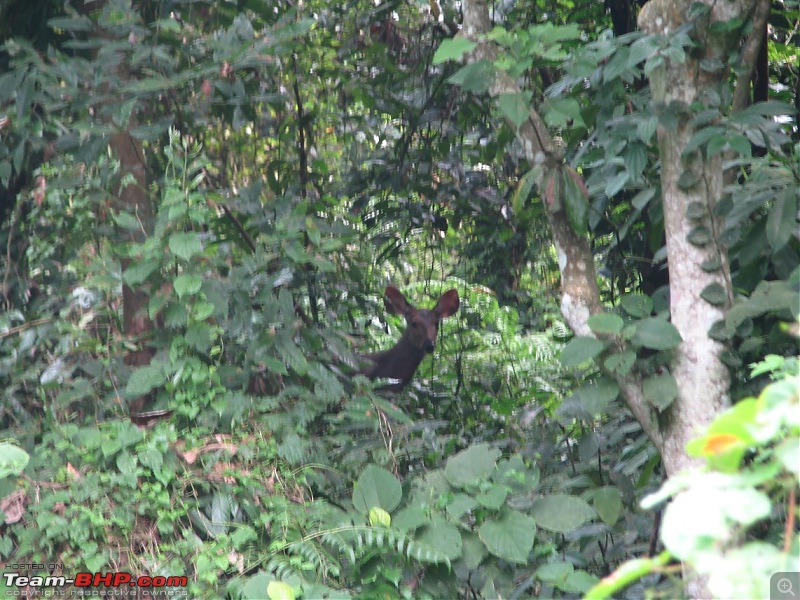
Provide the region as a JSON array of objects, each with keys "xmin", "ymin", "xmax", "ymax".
[
  {"xmin": 435, "ymin": 289, "xmax": 459, "ymax": 318},
  {"xmin": 384, "ymin": 285, "xmax": 414, "ymax": 316}
]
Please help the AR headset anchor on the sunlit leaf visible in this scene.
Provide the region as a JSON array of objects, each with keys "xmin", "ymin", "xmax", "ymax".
[{"xmin": 433, "ymin": 38, "xmax": 477, "ymax": 64}]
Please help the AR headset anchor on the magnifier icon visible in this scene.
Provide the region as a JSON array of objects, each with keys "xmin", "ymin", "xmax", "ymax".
[{"xmin": 778, "ymin": 578, "xmax": 795, "ymax": 597}]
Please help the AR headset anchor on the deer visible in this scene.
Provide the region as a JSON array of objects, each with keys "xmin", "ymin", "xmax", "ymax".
[{"xmin": 360, "ymin": 285, "xmax": 460, "ymax": 391}]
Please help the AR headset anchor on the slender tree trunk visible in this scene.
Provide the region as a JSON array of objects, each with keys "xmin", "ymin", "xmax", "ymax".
[
  {"xmin": 83, "ymin": 0, "xmax": 156, "ymax": 414},
  {"xmin": 110, "ymin": 130, "xmax": 154, "ymax": 414}
]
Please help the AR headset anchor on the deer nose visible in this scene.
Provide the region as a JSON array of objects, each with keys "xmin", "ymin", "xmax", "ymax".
[{"xmin": 423, "ymin": 340, "xmax": 435, "ymax": 353}]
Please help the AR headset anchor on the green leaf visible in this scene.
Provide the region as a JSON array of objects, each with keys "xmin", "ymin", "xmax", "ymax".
[
  {"xmin": 48, "ymin": 15, "xmax": 93, "ymax": 31},
  {"xmin": 231, "ymin": 525, "xmax": 258, "ymax": 549},
  {"xmin": 369, "ymin": 507, "xmax": 391, "ymax": 527},
  {"xmin": 461, "ymin": 533, "xmax": 488, "ymax": 569},
  {"xmin": 559, "ymin": 336, "xmax": 605, "ymax": 367},
  {"xmin": 677, "ymin": 169, "xmax": 701, "ymax": 189},
  {"xmin": 486, "ymin": 26, "xmax": 515, "ymax": 47},
  {"xmin": 686, "ymin": 201, "xmax": 707, "ymax": 220},
  {"xmin": 116, "ymin": 451, "xmax": 136, "ymax": 475},
  {"xmin": 701, "ymin": 256, "xmax": 722, "ymax": 272},
  {"xmin": 643, "ymin": 373, "xmax": 678, "ymax": 410},
  {"xmin": 544, "ymin": 97, "xmax": 585, "ymax": 129},
  {"xmin": 538, "ymin": 561, "xmax": 599, "ymax": 593},
  {"xmin": 620, "ymin": 293, "xmax": 653, "ymax": 317},
  {"xmin": 587, "ymin": 313, "xmax": 624, "ymax": 335},
  {"xmin": 447, "ymin": 61, "xmax": 494, "ymax": 93},
  {"xmin": 687, "ymin": 398, "xmax": 757, "ymax": 470},
  {"xmin": 123, "ymin": 259, "xmax": 159, "ymax": 286},
  {"xmin": 275, "ymin": 336, "xmax": 308, "ymax": 376},
  {"xmin": 416, "ymin": 517, "xmax": 463, "ymax": 561},
  {"xmin": 352, "ymin": 465, "xmax": 402, "ymax": 514},
  {"xmin": 84, "ymin": 550, "xmax": 107, "ymax": 574},
  {"xmin": 536, "ymin": 560, "xmax": 573, "ymax": 584},
  {"xmin": 476, "ymin": 484, "xmax": 508, "ymax": 509},
  {"xmin": 631, "ymin": 187, "xmax": 657, "ymax": 210},
  {"xmin": 604, "ymin": 171, "xmax": 628, "ymax": 198},
  {"xmin": 0, "ymin": 443, "xmax": 30, "ymax": 478},
  {"xmin": 593, "ymin": 487, "xmax": 622, "ymax": 525},
  {"xmin": 564, "ymin": 570, "xmax": 600, "ymax": 593},
  {"xmin": 636, "ymin": 115, "xmax": 658, "ymax": 142},
  {"xmin": 174, "ymin": 274, "xmax": 202, "ymax": 299},
  {"xmin": 633, "ymin": 319, "xmax": 682, "ymax": 350},
  {"xmin": 497, "ymin": 92, "xmax": 532, "ymax": 129},
  {"xmin": 169, "ymin": 232, "xmax": 203, "ymax": 262},
  {"xmin": 604, "ymin": 350, "xmax": 636, "ymax": 375},
  {"xmin": 728, "ymin": 133, "xmax": 752, "ymax": 157},
  {"xmin": 445, "ymin": 443, "xmax": 501, "ymax": 488},
  {"xmin": 687, "ymin": 225, "xmax": 713, "ymax": 246},
  {"xmin": 563, "ymin": 169, "xmax": 589, "ymax": 236},
  {"xmin": 138, "ymin": 447, "xmax": 163, "ymax": 474},
  {"xmin": 446, "ymin": 493, "xmax": 479, "ymax": 520},
  {"xmin": 512, "ymin": 168, "xmax": 537, "ymax": 215},
  {"xmin": 535, "ymin": 22, "xmax": 581, "ymax": 43},
  {"xmin": 305, "ymin": 217, "xmax": 321, "ymax": 246},
  {"xmin": 603, "ymin": 46, "xmax": 631, "ymax": 82},
  {"xmin": 706, "ymin": 134, "xmax": 727, "ymax": 157},
  {"xmin": 125, "ymin": 362, "xmax": 166, "ymax": 398},
  {"xmin": 683, "ymin": 125, "xmax": 725, "ymax": 155},
  {"xmin": 580, "ymin": 377, "xmax": 619, "ymax": 415},
  {"xmin": 531, "ymin": 494, "xmax": 595, "ymax": 533},
  {"xmin": 113, "ymin": 211, "xmax": 142, "ymax": 231},
  {"xmin": 267, "ymin": 581, "xmax": 295, "ymax": 600},
  {"xmin": 393, "ymin": 506, "xmax": 426, "ymax": 532},
  {"xmin": 700, "ymin": 282, "xmax": 728, "ymax": 306},
  {"xmin": 277, "ymin": 433, "xmax": 306, "ymax": 465},
  {"xmin": 749, "ymin": 355, "xmax": 786, "ymax": 378},
  {"xmin": 495, "ymin": 454, "xmax": 540, "ymax": 492},
  {"xmin": 433, "ymin": 38, "xmax": 476, "ymax": 64},
  {"xmin": 727, "ymin": 280, "xmax": 800, "ymax": 331},
  {"xmin": 478, "ymin": 508, "xmax": 536, "ymax": 563},
  {"xmin": 766, "ymin": 190, "xmax": 797, "ymax": 252},
  {"xmin": 734, "ymin": 100, "xmax": 796, "ymax": 118}
]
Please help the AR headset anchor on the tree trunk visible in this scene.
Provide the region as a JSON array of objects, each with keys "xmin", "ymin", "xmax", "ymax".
[
  {"xmin": 83, "ymin": 0, "xmax": 156, "ymax": 414},
  {"xmin": 637, "ymin": 0, "xmax": 749, "ymax": 474},
  {"xmin": 110, "ymin": 130, "xmax": 154, "ymax": 415},
  {"xmin": 637, "ymin": 2, "xmax": 752, "ymax": 597}
]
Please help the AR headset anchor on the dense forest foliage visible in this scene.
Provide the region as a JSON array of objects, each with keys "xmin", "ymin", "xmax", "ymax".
[{"xmin": 0, "ymin": 0, "xmax": 797, "ymax": 598}]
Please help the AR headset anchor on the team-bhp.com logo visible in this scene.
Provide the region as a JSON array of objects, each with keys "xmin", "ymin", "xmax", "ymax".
[{"xmin": 3, "ymin": 571, "xmax": 188, "ymax": 594}]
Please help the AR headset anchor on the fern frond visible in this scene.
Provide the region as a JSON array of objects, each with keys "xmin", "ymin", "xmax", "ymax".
[{"xmin": 324, "ymin": 524, "xmax": 452, "ymax": 567}]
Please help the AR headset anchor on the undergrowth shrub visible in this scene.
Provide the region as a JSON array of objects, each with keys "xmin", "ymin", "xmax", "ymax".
[{"xmin": 1, "ymin": 132, "xmax": 666, "ymax": 599}]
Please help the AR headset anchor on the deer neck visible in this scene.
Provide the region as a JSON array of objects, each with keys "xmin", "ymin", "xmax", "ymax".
[{"xmin": 363, "ymin": 333, "xmax": 426, "ymax": 389}]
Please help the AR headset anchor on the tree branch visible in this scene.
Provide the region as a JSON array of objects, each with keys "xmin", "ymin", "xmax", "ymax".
[{"xmin": 732, "ymin": 0, "xmax": 771, "ymax": 112}]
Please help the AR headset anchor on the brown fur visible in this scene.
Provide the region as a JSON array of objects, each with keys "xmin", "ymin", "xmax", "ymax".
[{"xmin": 361, "ymin": 286, "xmax": 459, "ymax": 391}]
